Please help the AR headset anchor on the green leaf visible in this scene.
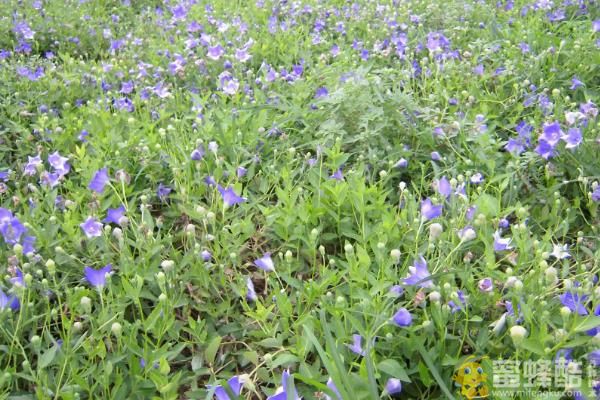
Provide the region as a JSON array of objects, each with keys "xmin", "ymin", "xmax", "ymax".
[
  {"xmin": 38, "ymin": 345, "xmax": 58, "ymax": 369},
  {"xmin": 377, "ymin": 359, "xmax": 411, "ymax": 382},
  {"xmin": 205, "ymin": 336, "xmax": 222, "ymax": 365},
  {"xmin": 414, "ymin": 338, "xmax": 457, "ymax": 400},
  {"xmin": 191, "ymin": 356, "xmax": 202, "ymax": 372},
  {"xmin": 573, "ymin": 316, "xmax": 600, "ymax": 333},
  {"xmin": 520, "ymin": 338, "xmax": 546, "ymax": 356},
  {"xmin": 271, "ymin": 353, "xmax": 299, "ymax": 369},
  {"xmin": 475, "ymin": 193, "xmax": 500, "ymax": 217}
]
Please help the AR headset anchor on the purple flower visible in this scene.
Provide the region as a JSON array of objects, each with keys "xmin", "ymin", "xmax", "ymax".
[
  {"xmin": 448, "ymin": 290, "xmax": 467, "ymax": 313},
  {"xmin": 478, "ymin": 278, "xmax": 493, "ymax": 293},
  {"xmin": 207, "ymin": 375, "xmax": 244, "ymax": 400},
  {"xmin": 470, "ymin": 173, "xmax": 484, "ymax": 184},
  {"xmin": 48, "ymin": 151, "xmax": 70, "ymax": 176},
  {"xmin": 560, "ymin": 292, "xmax": 588, "ymax": 315},
  {"xmin": 394, "ymin": 158, "xmax": 408, "ymax": 168},
  {"xmin": 535, "ymin": 139, "xmax": 555, "ymax": 159},
  {"xmin": 592, "ymin": 186, "xmax": 600, "ymax": 202},
  {"xmin": 541, "ymin": 121, "xmax": 563, "ymax": 146},
  {"xmin": 0, "ymin": 212, "xmax": 27, "ymax": 245},
  {"xmin": 385, "ymin": 378, "xmax": 402, "ymax": 395},
  {"xmin": 505, "ymin": 300, "xmax": 523, "ymax": 322},
  {"xmin": 347, "ymin": 334, "xmax": 366, "ymax": 356},
  {"xmin": 330, "ymin": 169, "xmax": 343, "ymax": 181},
  {"xmin": 589, "ymin": 351, "xmax": 600, "ymax": 367},
  {"xmin": 594, "ymin": 20, "xmax": 600, "ymax": 33},
  {"xmin": 555, "ymin": 348, "xmax": 573, "ymax": 366},
  {"xmin": 403, "ymin": 256, "xmax": 433, "ymax": 288},
  {"xmin": 420, "ymin": 198, "xmax": 442, "ymax": 220},
  {"xmin": 246, "ymin": 277, "xmax": 257, "ymax": 302},
  {"xmin": 570, "ymin": 77, "xmax": 584, "ymax": 90},
  {"xmin": 0, "ymin": 288, "xmax": 19, "ymax": 311},
  {"xmin": 586, "ymin": 305, "xmax": 600, "ymax": 336},
  {"xmin": 236, "ymin": 166, "xmax": 247, "ymax": 178},
  {"xmin": 391, "ymin": 307, "xmax": 412, "ymax": 327},
  {"xmin": 435, "ymin": 176, "xmax": 452, "ymax": 198},
  {"xmin": 493, "ymin": 231, "xmax": 513, "ymax": 251},
  {"xmin": 315, "ymin": 87, "xmax": 329, "ymax": 99},
  {"xmin": 562, "ymin": 128, "xmax": 582, "ymax": 149},
  {"xmin": 191, "ymin": 145, "xmax": 205, "ymax": 161},
  {"xmin": 254, "ymin": 252, "xmax": 274, "ymax": 272},
  {"xmin": 218, "ymin": 71, "xmax": 239, "ymax": 95},
  {"xmin": 201, "ymin": 250, "xmax": 212, "ymax": 261},
  {"xmin": 157, "ymin": 183, "xmax": 172, "ymax": 201},
  {"xmin": 23, "ymin": 155, "xmax": 42, "ymax": 176},
  {"xmin": 218, "ymin": 185, "xmax": 246, "ymax": 207},
  {"xmin": 390, "ymin": 285, "xmax": 404, "ymax": 297},
  {"xmin": 84, "ymin": 264, "xmax": 112, "ymax": 288},
  {"xmin": 207, "ymin": 44, "xmax": 224, "ymax": 60},
  {"xmin": 430, "ymin": 151, "xmax": 441, "ymax": 161},
  {"xmin": 204, "ymin": 176, "xmax": 217, "ymax": 187},
  {"xmin": 325, "ymin": 377, "xmax": 342, "ymax": 400},
  {"xmin": 80, "ymin": 217, "xmax": 103, "ymax": 238},
  {"xmin": 103, "ymin": 205, "xmax": 126, "ymax": 224},
  {"xmin": 89, "ymin": 168, "xmax": 110, "ymax": 193},
  {"xmin": 267, "ymin": 369, "xmax": 300, "ymax": 400},
  {"xmin": 10, "ymin": 268, "xmax": 24, "ymax": 287},
  {"xmin": 235, "ymin": 48, "xmax": 251, "ymax": 62}
]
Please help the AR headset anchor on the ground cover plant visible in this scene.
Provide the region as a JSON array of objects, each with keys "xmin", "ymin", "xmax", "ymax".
[{"xmin": 0, "ymin": 0, "xmax": 599, "ymax": 399}]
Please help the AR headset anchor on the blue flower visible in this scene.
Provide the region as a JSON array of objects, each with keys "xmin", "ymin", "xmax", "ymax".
[
  {"xmin": 89, "ymin": 168, "xmax": 110, "ymax": 193},
  {"xmin": 207, "ymin": 375, "xmax": 244, "ymax": 400},
  {"xmin": 325, "ymin": 377, "xmax": 342, "ymax": 400},
  {"xmin": 218, "ymin": 185, "xmax": 246, "ymax": 207},
  {"xmin": 267, "ymin": 369, "xmax": 300, "ymax": 400},
  {"xmin": 403, "ymin": 256, "xmax": 433, "ymax": 288},
  {"xmin": 80, "ymin": 217, "xmax": 103, "ymax": 238},
  {"xmin": 385, "ymin": 378, "xmax": 402, "ymax": 395},
  {"xmin": 103, "ymin": 205, "xmax": 126, "ymax": 224},
  {"xmin": 420, "ymin": 198, "xmax": 442, "ymax": 220},
  {"xmin": 0, "ymin": 288, "xmax": 20, "ymax": 311},
  {"xmin": 586, "ymin": 306, "xmax": 600, "ymax": 336},
  {"xmin": 493, "ymin": 231, "xmax": 513, "ymax": 252},
  {"xmin": 191, "ymin": 145, "xmax": 205, "ymax": 161},
  {"xmin": 84, "ymin": 264, "xmax": 112, "ymax": 288},
  {"xmin": 254, "ymin": 253, "xmax": 275, "ymax": 272},
  {"xmin": 391, "ymin": 307, "xmax": 412, "ymax": 327},
  {"xmin": 347, "ymin": 334, "xmax": 365, "ymax": 356},
  {"xmin": 157, "ymin": 183, "xmax": 172, "ymax": 201},
  {"xmin": 448, "ymin": 290, "xmax": 467, "ymax": 314},
  {"xmin": 330, "ymin": 169, "xmax": 343, "ymax": 181},
  {"xmin": 560, "ymin": 292, "xmax": 589, "ymax": 316},
  {"xmin": 246, "ymin": 277, "xmax": 257, "ymax": 302}
]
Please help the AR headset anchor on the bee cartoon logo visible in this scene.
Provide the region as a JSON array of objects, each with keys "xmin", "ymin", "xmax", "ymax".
[{"xmin": 452, "ymin": 356, "xmax": 490, "ymax": 399}]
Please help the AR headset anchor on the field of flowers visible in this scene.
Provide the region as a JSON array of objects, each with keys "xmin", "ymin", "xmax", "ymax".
[{"xmin": 0, "ymin": 0, "xmax": 599, "ymax": 399}]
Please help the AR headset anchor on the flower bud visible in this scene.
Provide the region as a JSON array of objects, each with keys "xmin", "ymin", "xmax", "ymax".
[
  {"xmin": 80, "ymin": 296, "xmax": 91, "ymax": 313},
  {"xmin": 160, "ymin": 260, "xmax": 175, "ymax": 272},
  {"xmin": 429, "ymin": 291, "xmax": 441, "ymax": 302},
  {"xmin": 429, "ymin": 223, "xmax": 443, "ymax": 240},
  {"xmin": 390, "ymin": 249, "xmax": 401, "ymax": 262},
  {"xmin": 510, "ymin": 325, "xmax": 528, "ymax": 345},
  {"xmin": 111, "ymin": 322, "xmax": 122, "ymax": 337}
]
